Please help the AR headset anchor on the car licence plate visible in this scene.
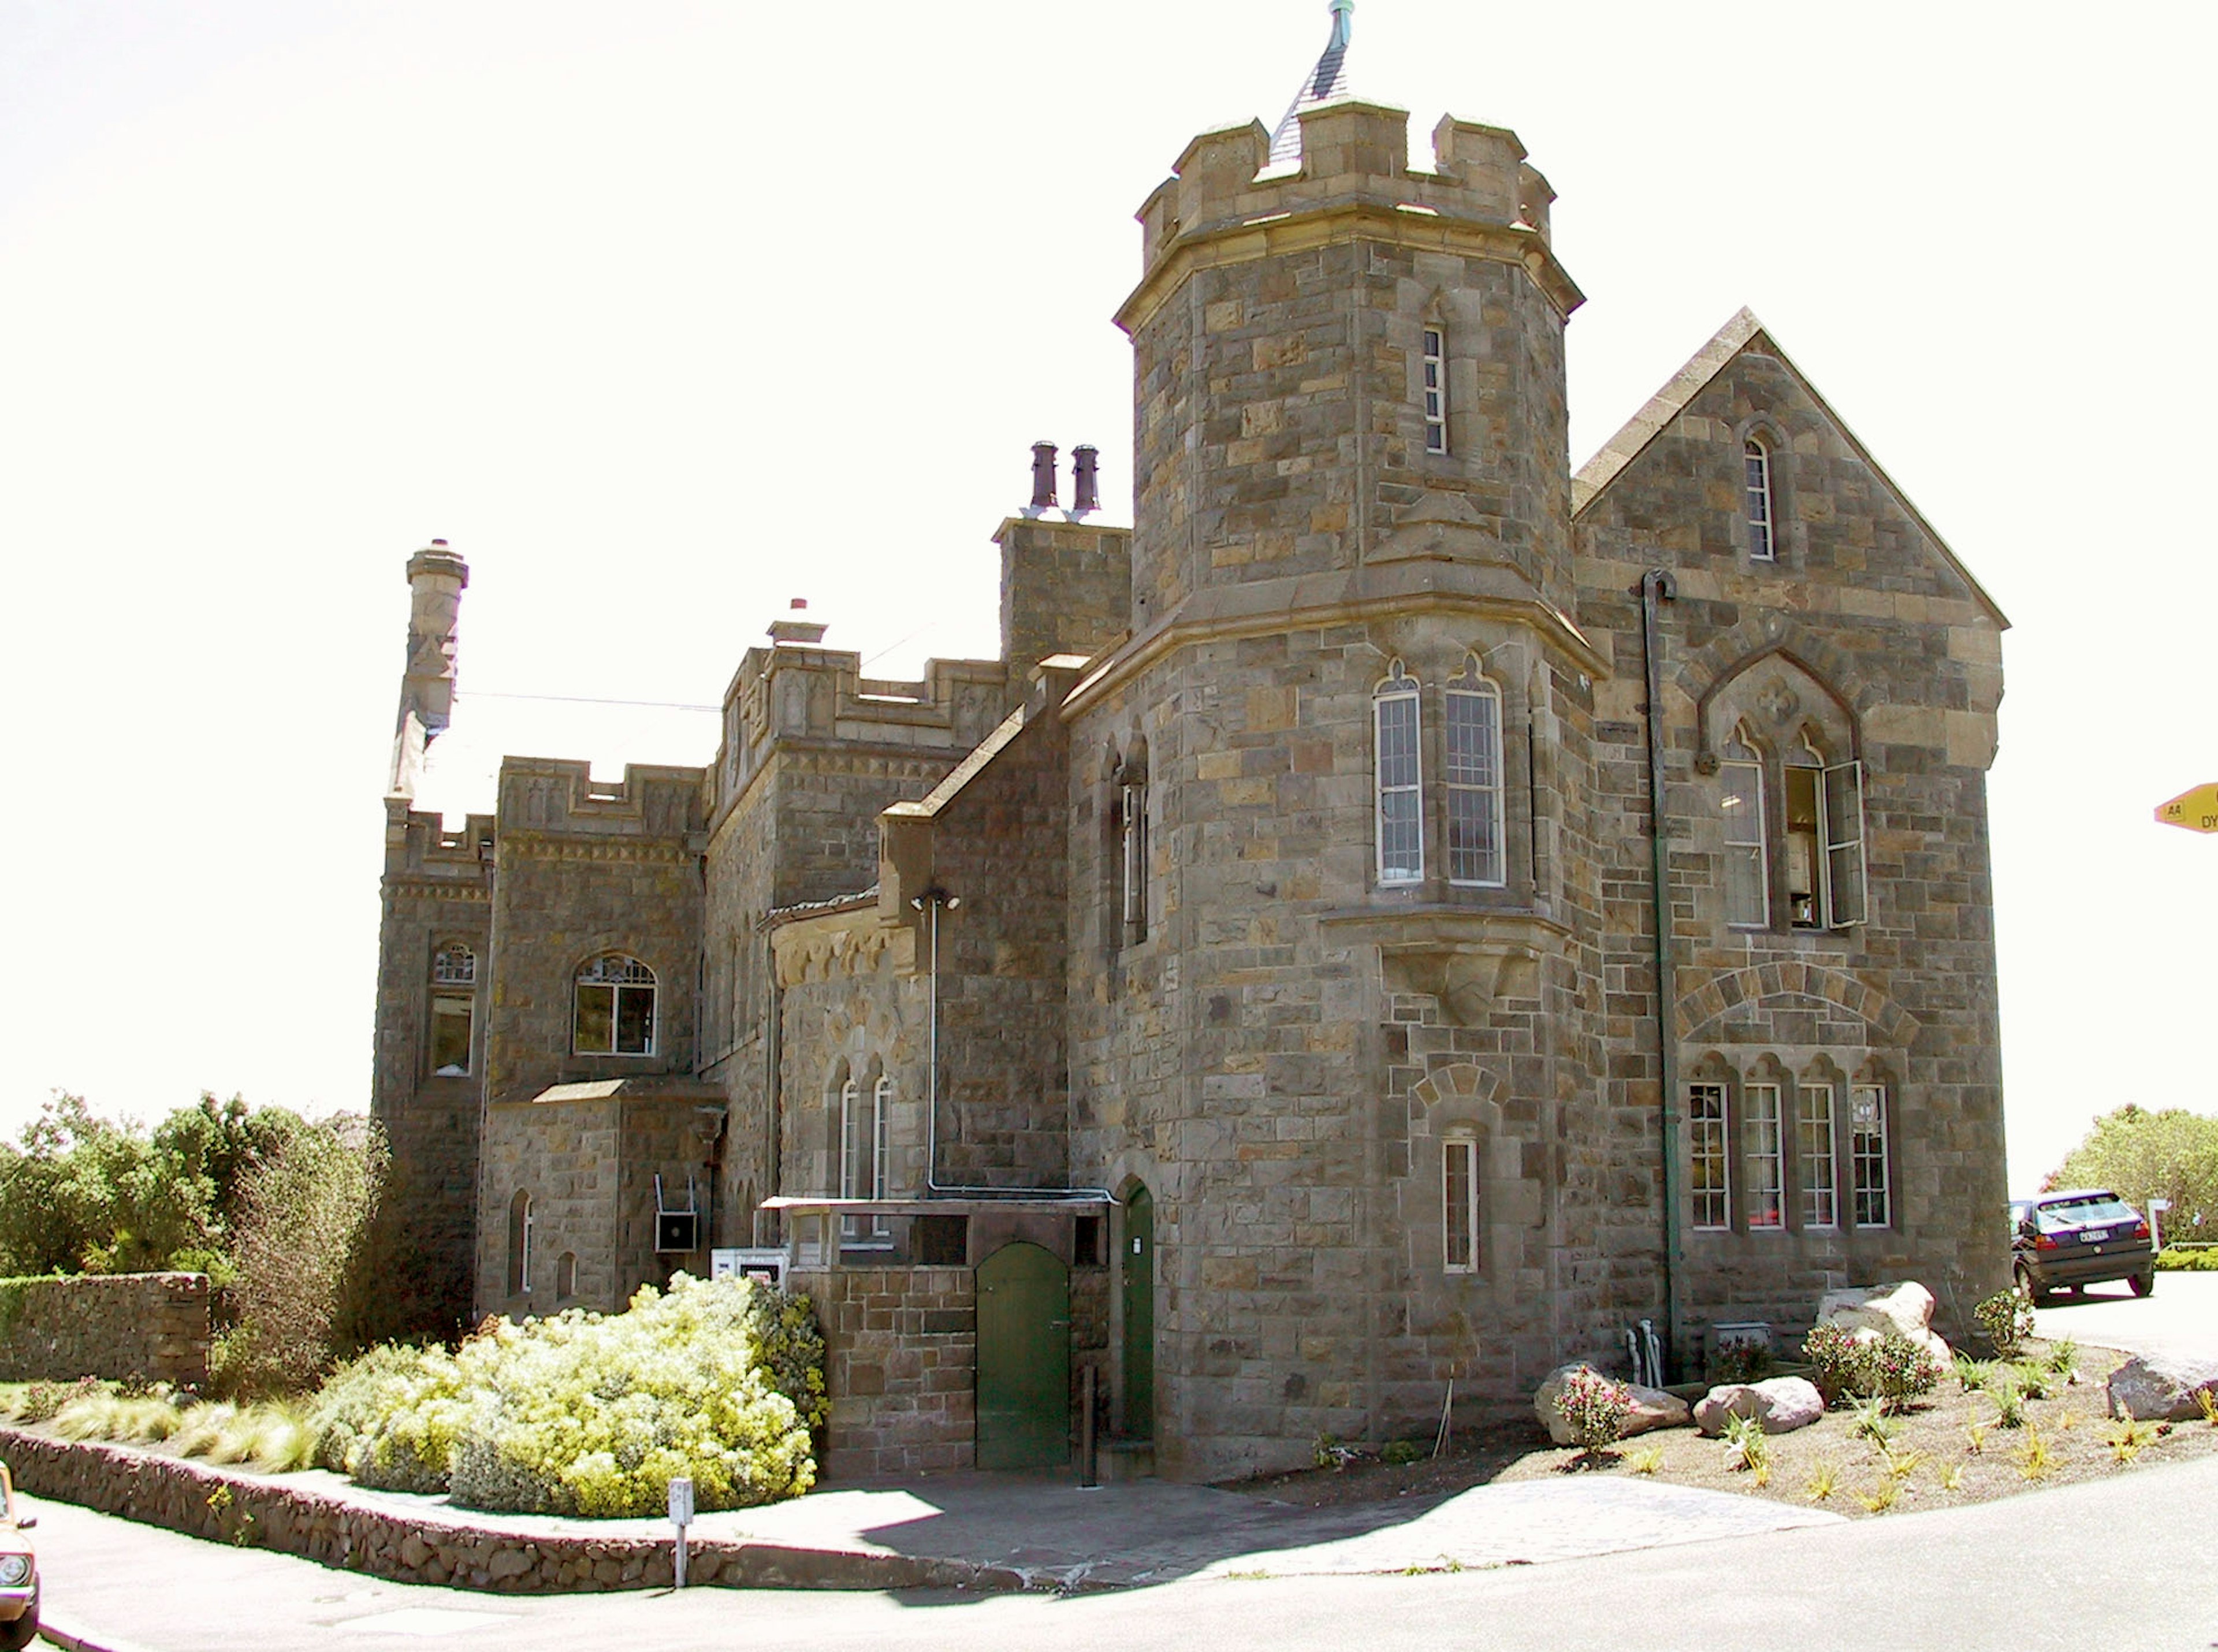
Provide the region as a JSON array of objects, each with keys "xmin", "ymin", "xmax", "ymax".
[{"xmin": 2081, "ymin": 1229, "xmax": 2109, "ymax": 1243}]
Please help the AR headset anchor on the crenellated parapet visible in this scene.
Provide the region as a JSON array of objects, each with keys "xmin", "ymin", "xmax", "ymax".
[
  {"xmin": 382, "ymin": 798, "xmax": 497, "ymax": 895},
  {"xmin": 1119, "ymin": 102, "xmax": 1579, "ymax": 338},
  {"xmin": 495, "ymin": 758, "xmax": 708, "ymax": 843}
]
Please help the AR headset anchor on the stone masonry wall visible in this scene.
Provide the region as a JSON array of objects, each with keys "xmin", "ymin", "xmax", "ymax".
[
  {"xmin": 0, "ymin": 1273, "xmax": 209, "ymax": 1386},
  {"xmin": 0, "ymin": 1427, "xmax": 1015, "ymax": 1594},
  {"xmin": 793, "ymin": 1266, "xmax": 977, "ymax": 1479},
  {"xmin": 1573, "ymin": 337, "xmax": 2011, "ymax": 1353}
]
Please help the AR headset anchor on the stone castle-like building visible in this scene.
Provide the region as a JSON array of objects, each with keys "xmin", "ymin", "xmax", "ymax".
[{"xmin": 373, "ymin": 9, "xmax": 2010, "ymax": 1480}]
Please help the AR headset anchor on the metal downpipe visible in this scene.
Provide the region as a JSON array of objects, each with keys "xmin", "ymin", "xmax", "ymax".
[{"xmin": 1640, "ymin": 568, "xmax": 1687, "ymax": 1375}]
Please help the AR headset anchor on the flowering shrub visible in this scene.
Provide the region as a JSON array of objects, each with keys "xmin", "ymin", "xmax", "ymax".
[
  {"xmin": 306, "ymin": 1274, "xmax": 826, "ymax": 1515},
  {"xmin": 1801, "ymin": 1323, "xmax": 1940, "ymax": 1412},
  {"xmin": 1553, "ymin": 1365, "xmax": 1634, "ymax": 1456},
  {"xmin": 1974, "ymin": 1288, "xmax": 2035, "ymax": 1359}
]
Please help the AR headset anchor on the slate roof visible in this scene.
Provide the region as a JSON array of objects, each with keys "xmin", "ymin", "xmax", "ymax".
[{"xmin": 1268, "ymin": 0, "xmax": 1356, "ymax": 169}]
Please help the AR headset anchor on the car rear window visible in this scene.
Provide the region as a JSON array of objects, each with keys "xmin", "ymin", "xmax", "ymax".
[{"xmin": 2038, "ymin": 1196, "xmax": 2138, "ymax": 1228}]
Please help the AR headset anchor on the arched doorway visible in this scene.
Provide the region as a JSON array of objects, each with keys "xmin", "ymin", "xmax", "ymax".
[
  {"xmin": 976, "ymin": 1241, "xmax": 1070, "ymax": 1470},
  {"xmin": 1121, "ymin": 1185, "xmax": 1155, "ymax": 1439}
]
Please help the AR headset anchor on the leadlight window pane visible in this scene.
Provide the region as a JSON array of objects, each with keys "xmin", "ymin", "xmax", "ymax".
[
  {"xmin": 1446, "ymin": 683, "xmax": 1504, "ymax": 887},
  {"xmin": 1800, "ymin": 1084, "xmax": 1837, "ymax": 1230},
  {"xmin": 1422, "ymin": 328, "xmax": 1447, "ymax": 454},
  {"xmin": 1745, "ymin": 440, "xmax": 1774, "ymax": 561},
  {"xmin": 1721, "ymin": 734, "xmax": 1768, "ymax": 928},
  {"xmin": 1748, "ymin": 1083, "xmax": 1784, "ymax": 1229},
  {"xmin": 1688, "ymin": 1083, "xmax": 1730, "ymax": 1230},
  {"xmin": 1375, "ymin": 680, "xmax": 1423, "ymax": 883},
  {"xmin": 1851, "ymin": 1085, "xmax": 1890, "ymax": 1228},
  {"xmin": 432, "ymin": 944, "xmax": 475, "ymax": 986}
]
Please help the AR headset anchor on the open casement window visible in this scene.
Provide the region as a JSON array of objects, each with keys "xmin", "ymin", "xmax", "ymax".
[
  {"xmin": 1421, "ymin": 325, "xmax": 1449, "ymax": 454},
  {"xmin": 1445, "ymin": 664, "xmax": 1505, "ymax": 888},
  {"xmin": 1374, "ymin": 666, "xmax": 1423, "ymax": 885},
  {"xmin": 574, "ymin": 954, "xmax": 656, "ymax": 1055},
  {"xmin": 1443, "ymin": 1136, "xmax": 1479, "ymax": 1273},
  {"xmin": 1849, "ymin": 1084, "xmax": 1891, "ymax": 1229},
  {"xmin": 1746, "ymin": 1082, "xmax": 1784, "ymax": 1230},
  {"xmin": 1782, "ymin": 736, "xmax": 1868, "ymax": 930},
  {"xmin": 1688, "ymin": 1083, "xmax": 1730, "ymax": 1230},
  {"xmin": 1798, "ymin": 1082, "xmax": 1838, "ymax": 1230},
  {"xmin": 840, "ymin": 1076, "xmax": 891, "ymax": 1247},
  {"xmin": 1744, "ymin": 438, "xmax": 1776, "ymax": 562},
  {"xmin": 1720, "ymin": 728, "xmax": 1769, "ymax": 928}
]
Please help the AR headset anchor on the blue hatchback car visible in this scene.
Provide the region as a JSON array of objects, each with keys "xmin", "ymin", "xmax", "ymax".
[{"xmin": 2010, "ymin": 1189, "xmax": 2157, "ymax": 1301}]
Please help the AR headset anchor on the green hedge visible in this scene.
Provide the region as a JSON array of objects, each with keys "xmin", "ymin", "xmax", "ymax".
[
  {"xmin": 305, "ymin": 1273, "xmax": 827, "ymax": 1516},
  {"xmin": 2156, "ymin": 1245, "xmax": 2218, "ymax": 1271}
]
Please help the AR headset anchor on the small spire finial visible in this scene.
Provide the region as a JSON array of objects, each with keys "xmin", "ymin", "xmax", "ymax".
[{"xmin": 1268, "ymin": 1, "xmax": 1357, "ymax": 169}]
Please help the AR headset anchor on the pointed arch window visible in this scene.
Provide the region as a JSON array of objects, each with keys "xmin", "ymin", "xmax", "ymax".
[
  {"xmin": 1746, "ymin": 1082, "xmax": 1784, "ymax": 1230},
  {"xmin": 1445, "ymin": 662, "xmax": 1505, "ymax": 888},
  {"xmin": 507, "ymin": 1190, "xmax": 533, "ymax": 1296},
  {"xmin": 1799, "ymin": 1081, "xmax": 1839, "ymax": 1230},
  {"xmin": 1115, "ymin": 745, "xmax": 1149, "ymax": 946},
  {"xmin": 1744, "ymin": 438, "xmax": 1776, "ymax": 562},
  {"xmin": 574, "ymin": 954, "xmax": 656, "ymax": 1055},
  {"xmin": 1688, "ymin": 1082, "xmax": 1731, "ymax": 1231},
  {"xmin": 840, "ymin": 1073, "xmax": 891, "ymax": 1247},
  {"xmin": 1720, "ymin": 728, "xmax": 1769, "ymax": 928},
  {"xmin": 1374, "ymin": 665, "xmax": 1423, "ymax": 885},
  {"xmin": 1850, "ymin": 1084, "xmax": 1891, "ymax": 1229}
]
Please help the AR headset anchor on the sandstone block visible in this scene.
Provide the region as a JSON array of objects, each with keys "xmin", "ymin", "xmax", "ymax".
[
  {"xmin": 1818, "ymin": 1281, "xmax": 1953, "ymax": 1367},
  {"xmin": 1693, "ymin": 1377, "xmax": 1824, "ymax": 1437},
  {"xmin": 2106, "ymin": 1350, "xmax": 2218, "ymax": 1423}
]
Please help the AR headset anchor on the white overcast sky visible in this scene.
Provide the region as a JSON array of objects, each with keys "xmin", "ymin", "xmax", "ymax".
[{"xmin": 3, "ymin": 1, "xmax": 2212, "ymax": 1193}]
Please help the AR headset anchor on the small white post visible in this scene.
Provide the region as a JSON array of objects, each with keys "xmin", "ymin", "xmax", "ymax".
[
  {"xmin": 2149, "ymin": 1199, "xmax": 2171, "ymax": 1253},
  {"xmin": 668, "ymin": 1475, "xmax": 694, "ymax": 1589}
]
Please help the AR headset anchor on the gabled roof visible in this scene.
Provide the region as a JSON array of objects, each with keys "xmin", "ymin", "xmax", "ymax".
[
  {"xmin": 1573, "ymin": 307, "xmax": 2008, "ymax": 629},
  {"xmin": 1268, "ymin": 0, "xmax": 1356, "ymax": 169}
]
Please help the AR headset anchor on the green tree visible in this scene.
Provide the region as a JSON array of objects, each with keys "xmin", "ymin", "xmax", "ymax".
[
  {"xmin": 2048, "ymin": 1106, "xmax": 2218, "ymax": 1241},
  {"xmin": 214, "ymin": 1114, "xmax": 388, "ymax": 1398}
]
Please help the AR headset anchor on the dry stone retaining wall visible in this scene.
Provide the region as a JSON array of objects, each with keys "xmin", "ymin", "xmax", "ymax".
[
  {"xmin": 0, "ymin": 1273, "xmax": 209, "ymax": 1387},
  {"xmin": 0, "ymin": 1426, "xmax": 1025, "ymax": 1594}
]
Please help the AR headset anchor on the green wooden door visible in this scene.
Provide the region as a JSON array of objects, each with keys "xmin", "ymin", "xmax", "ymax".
[
  {"xmin": 1121, "ymin": 1185, "xmax": 1155, "ymax": 1439},
  {"xmin": 976, "ymin": 1241, "xmax": 1070, "ymax": 1470}
]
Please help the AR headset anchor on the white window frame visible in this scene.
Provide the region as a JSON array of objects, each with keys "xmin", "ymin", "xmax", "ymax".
[
  {"xmin": 1720, "ymin": 728, "xmax": 1769, "ymax": 929},
  {"xmin": 574, "ymin": 953, "xmax": 656, "ymax": 1055},
  {"xmin": 431, "ymin": 943, "xmax": 476, "ymax": 986},
  {"xmin": 1799, "ymin": 1082, "xmax": 1838, "ymax": 1230},
  {"xmin": 508, "ymin": 1190, "xmax": 533, "ymax": 1296},
  {"xmin": 1443, "ymin": 1135, "xmax": 1479, "ymax": 1274},
  {"xmin": 1747, "ymin": 1082, "xmax": 1785, "ymax": 1230},
  {"xmin": 840, "ymin": 1074, "xmax": 892, "ymax": 1247},
  {"xmin": 1850, "ymin": 1084, "xmax": 1890, "ymax": 1229},
  {"xmin": 1782, "ymin": 738, "xmax": 1869, "ymax": 932},
  {"xmin": 1421, "ymin": 325, "xmax": 1448, "ymax": 455},
  {"xmin": 1744, "ymin": 437, "xmax": 1775, "ymax": 562},
  {"xmin": 1445, "ymin": 668, "xmax": 1505, "ymax": 888},
  {"xmin": 1688, "ymin": 1082, "xmax": 1731, "ymax": 1231},
  {"xmin": 1374, "ymin": 667, "xmax": 1423, "ymax": 885}
]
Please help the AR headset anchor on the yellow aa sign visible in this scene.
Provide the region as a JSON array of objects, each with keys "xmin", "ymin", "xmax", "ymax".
[{"xmin": 2154, "ymin": 783, "xmax": 2218, "ymax": 834}]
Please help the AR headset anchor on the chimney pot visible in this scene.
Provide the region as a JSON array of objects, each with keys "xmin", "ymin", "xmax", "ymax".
[
  {"xmin": 1029, "ymin": 441, "xmax": 1059, "ymax": 512},
  {"xmin": 1071, "ymin": 445, "xmax": 1101, "ymax": 516}
]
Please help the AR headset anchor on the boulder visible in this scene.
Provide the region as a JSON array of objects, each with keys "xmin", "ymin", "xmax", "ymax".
[
  {"xmin": 1534, "ymin": 1363, "xmax": 1692, "ymax": 1445},
  {"xmin": 1817, "ymin": 1281, "xmax": 1953, "ymax": 1368},
  {"xmin": 1694, "ymin": 1376, "xmax": 1826, "ymax": 1437},
  {"xmin": 2106, "ymin": 1350, "xmax": 2218, "ymax": 1422}
]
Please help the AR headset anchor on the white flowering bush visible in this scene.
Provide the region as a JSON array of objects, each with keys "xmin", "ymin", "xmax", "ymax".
[{"xmin": 307, "ymin": 1274, "xmax": 826, "ymax": 1515}]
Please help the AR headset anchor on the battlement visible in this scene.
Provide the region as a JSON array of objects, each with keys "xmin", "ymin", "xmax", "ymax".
[
  {"xmin": 382, "ymin": 797, "xmax": 496, "ymax": 884},
  {"xmin": 1123, "ymin": 103, "xmax": 1572, "ymax": 334},
  {"xmin": 496, "ymin": 757, "xmax": 707, "ymax": 842}
]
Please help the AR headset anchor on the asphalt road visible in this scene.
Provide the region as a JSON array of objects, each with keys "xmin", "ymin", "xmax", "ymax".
[
  {"xmin": 2032, "ymin": 1268, "xmax": 2218, "ymax": 1359},
  {"xmin": 29, "ymin": 1454, "xmax": 2218, "ymax": 1652}
]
